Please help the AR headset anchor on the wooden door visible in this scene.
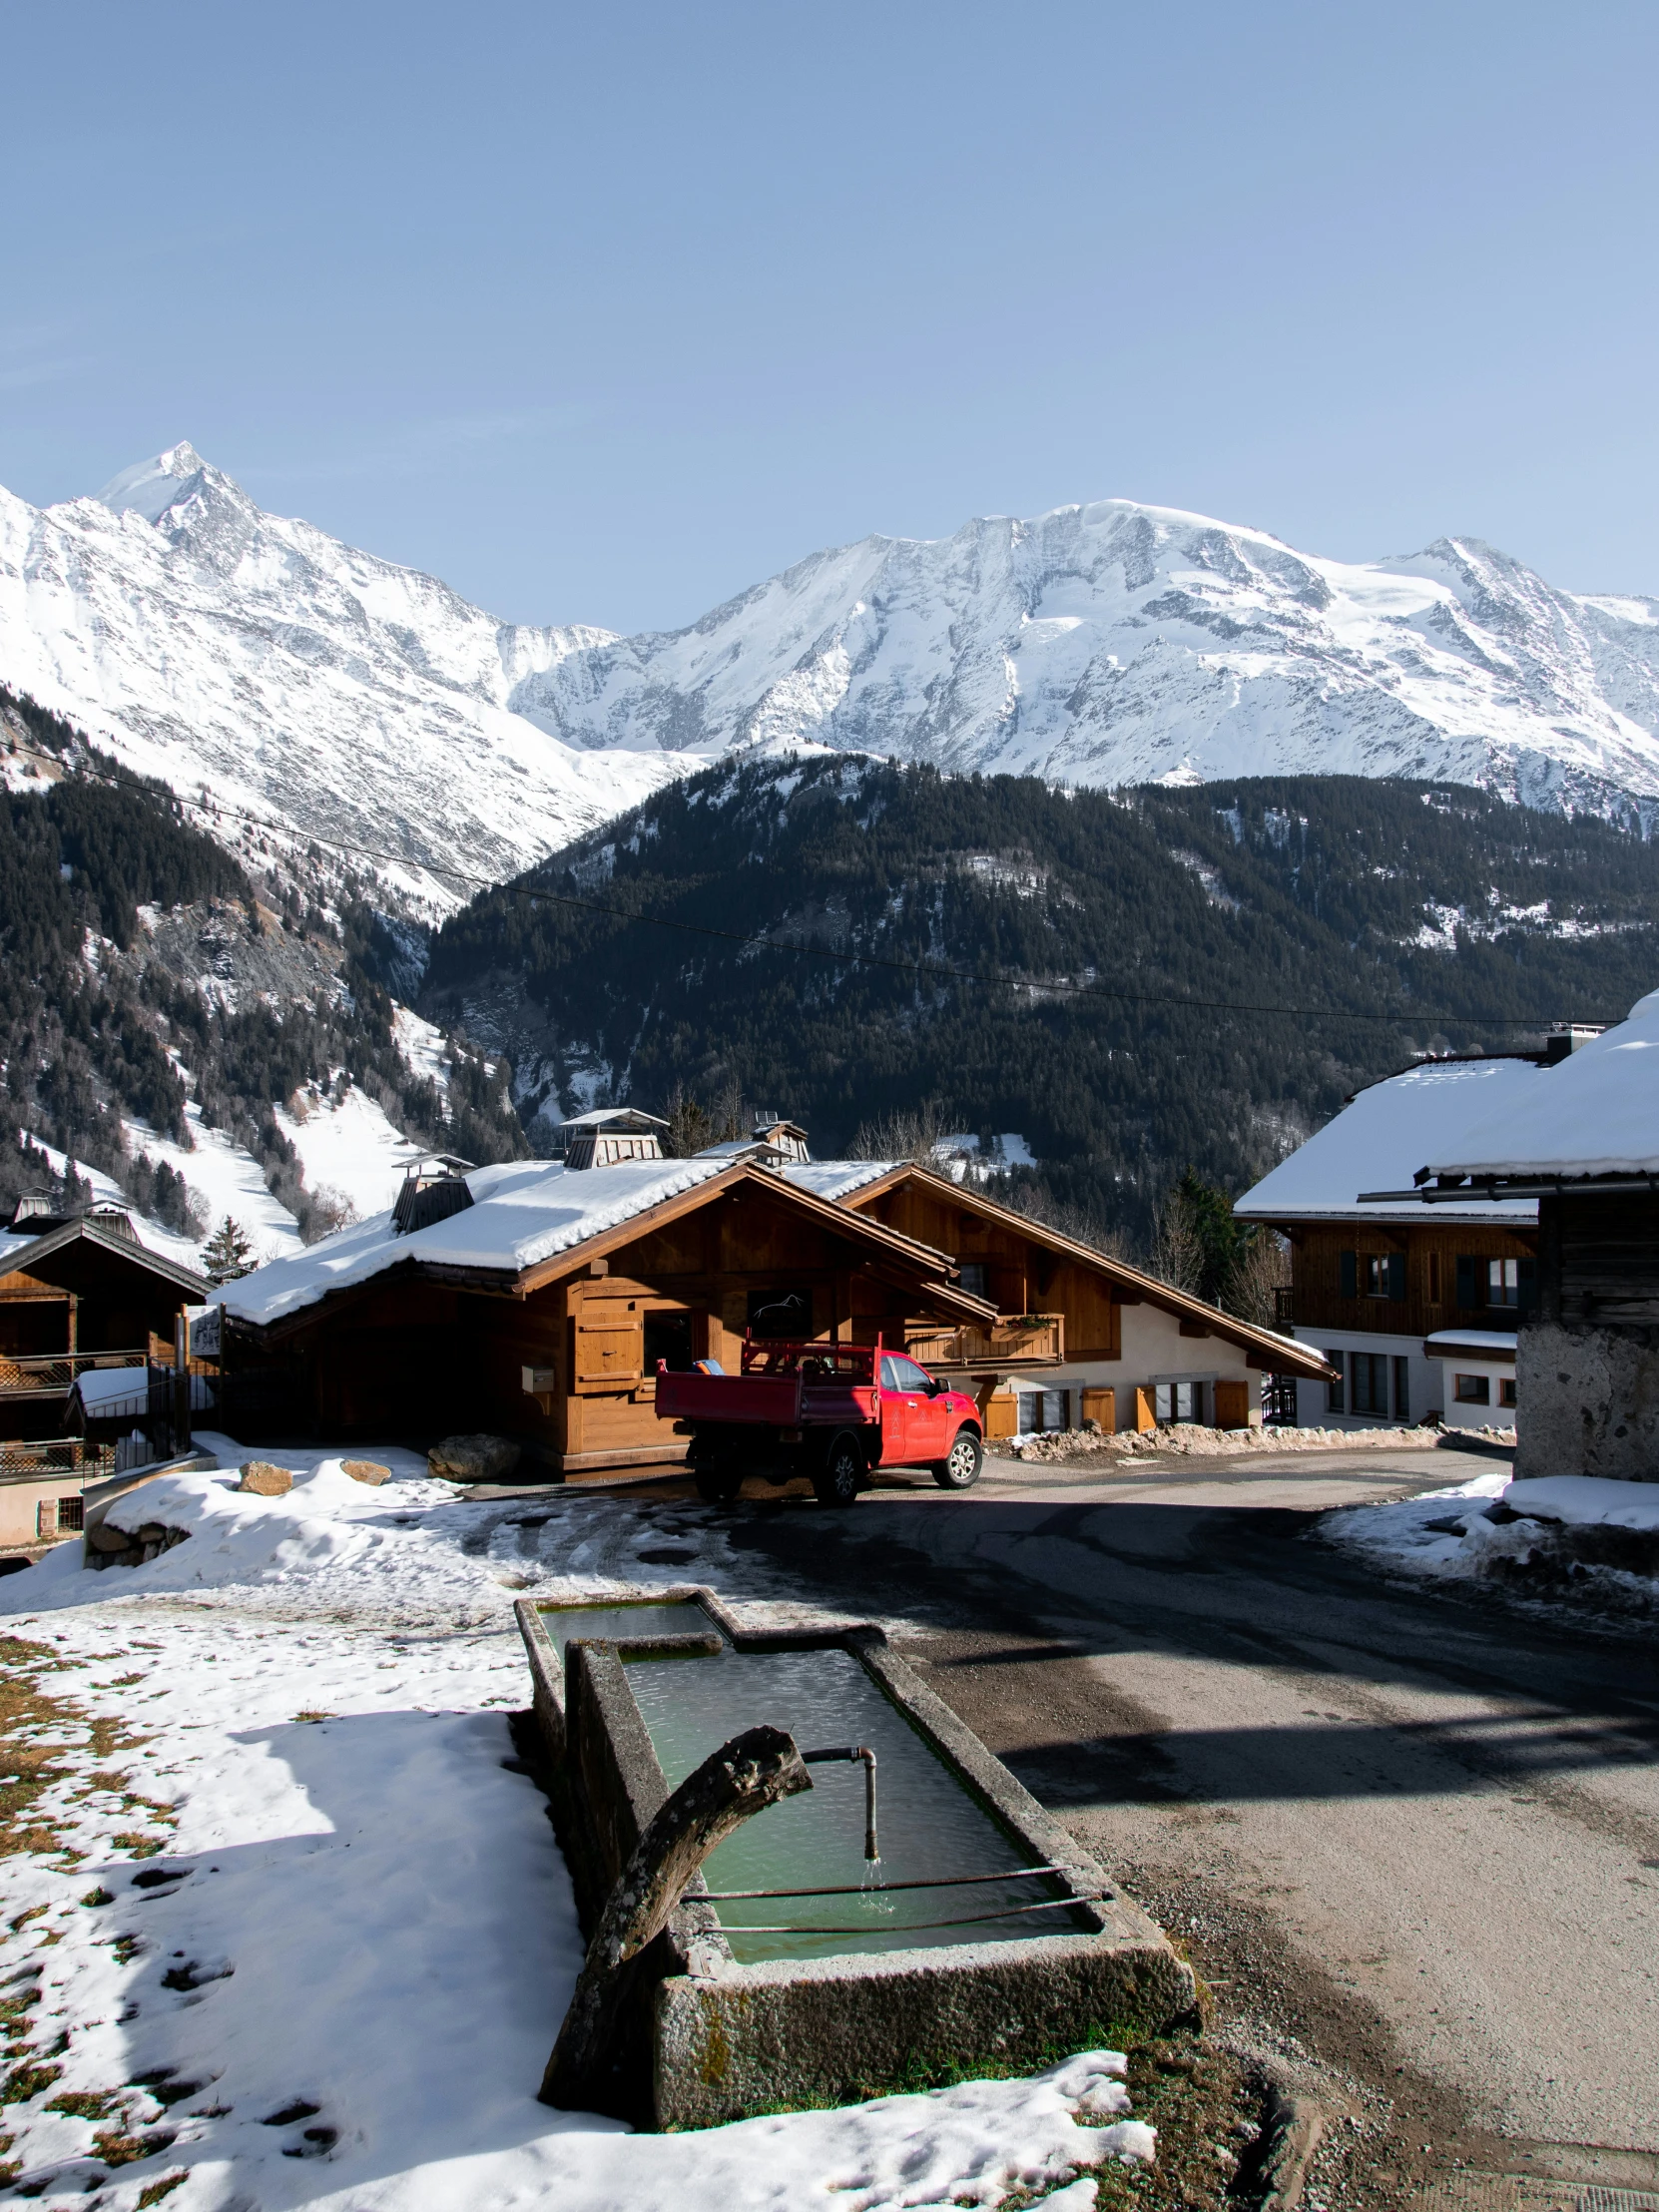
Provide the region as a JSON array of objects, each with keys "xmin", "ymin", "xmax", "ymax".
[{"xmin": 1213, "ymin": 1380, "xmax": 1250, "ymax": 1430}]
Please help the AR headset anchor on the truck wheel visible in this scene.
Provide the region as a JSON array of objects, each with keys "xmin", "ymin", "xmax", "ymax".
[
  {"xmin": 933, "ymin": 1429, "xmax": 983, "ymax": 1490},
  {"xmin": 813, "ymin": 1434, "xmax": 863, "ymax": 1508},
  {"xmin": 694, "ymin": 1463, "xmax": 744, "ymax": 1504}
]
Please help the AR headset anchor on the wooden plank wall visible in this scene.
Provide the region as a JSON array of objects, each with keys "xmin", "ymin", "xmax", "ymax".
[
  {"xmin": 1289, "ymin": 1222, "xmax": 1537, "ymax": 1338},
  {"xmin": 1547, "ymin": 1194, "xmax": 1659, "ymax": 1329}
]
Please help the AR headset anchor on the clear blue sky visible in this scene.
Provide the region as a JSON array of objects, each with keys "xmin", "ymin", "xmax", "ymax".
[{"xmin": 2, "ymin": 2, "xmax": 1655, "ymax": 634}]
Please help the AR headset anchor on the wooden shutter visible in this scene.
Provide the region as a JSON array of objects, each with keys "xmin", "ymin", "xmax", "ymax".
[
  {"xmin": 572, "ymin": 1313, "xmax": 644, "ymax": 1393},
  {"xmin": 1339, "ymin": 1250, "xmax": 1357, "ymax": 1299},
  {"xmin": 1517, "ymin": 1257, "xmax": 1538, "ymax": 1311},
  {"xmin": 1455, "ymin": 1256, "xmax": 1479, "ymax": 1309},
  {"xmin": 1387, "ymin": 1252, "xmax": 1406, "ymax": 1302}
]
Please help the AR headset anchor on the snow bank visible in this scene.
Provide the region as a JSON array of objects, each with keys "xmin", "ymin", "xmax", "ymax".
[{"xmin": 1503, "ymin": 1475, "xmax": 1659, "ymax": 1530}]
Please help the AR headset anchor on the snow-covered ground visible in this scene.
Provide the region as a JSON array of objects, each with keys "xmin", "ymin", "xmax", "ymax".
[
  {"xmin": 1324, "ymin": 1469, "xmax": 1659, "ymax": 1612},
  {"xmin": 0, "ymin": 1439, "xmax": 1153, "ymax": 2210},
  {"xmin": 276, "ymin": 1087, "xmax": 420, "ymax": 1227}
]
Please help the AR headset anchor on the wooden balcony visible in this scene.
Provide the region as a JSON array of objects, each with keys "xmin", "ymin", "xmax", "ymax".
[
  {"xmin": 0, "ymin": 1438, "xmax": 114, "ymax": 1482},
  {"xmin": 0, "ymin": 1351, "xmax": 149, "ymax": 1397},
  {"xmin": 905, "ymin": 1315, "xmax": 1065, "ymax": 1372}
]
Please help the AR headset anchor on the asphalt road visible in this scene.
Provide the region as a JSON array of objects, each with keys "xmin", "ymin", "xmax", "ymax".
[{"xmin": 724, "ymin": 1443, "xmax": 1659, "ymax": 2193}]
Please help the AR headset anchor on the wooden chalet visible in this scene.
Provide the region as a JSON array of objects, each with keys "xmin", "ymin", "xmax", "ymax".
[
  {"xmin": 0, "ymin": 1199, "xmax": 208, "ymax": 1547},
  {"xmin": 216, "ymin": 1152, "xmax": 1000, "ymax": 1475}
]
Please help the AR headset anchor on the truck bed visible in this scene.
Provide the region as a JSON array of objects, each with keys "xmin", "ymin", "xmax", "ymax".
[{"xmin": 655, "ymin": 1367, "xmax": 878, "ymax": 1428}]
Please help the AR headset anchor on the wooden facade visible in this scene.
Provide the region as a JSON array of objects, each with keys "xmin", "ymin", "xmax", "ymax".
[
  {"xmin": 225, "ymin": 1165, "xmax": 998, "ymax": 1473},
  {"xmin": 1538, "ymin": 1192, "xmax": 1659, "ymax": 1330},
  {"xmin": 0, "ymin": 1221, "xmax": 206, "ymax": 1442},
  {"xmin": 837, "ymin": 1167, "xmax": 1333, "ymax": 1425},
  {"xmin": 1284, "ymin": 1219, "xmax": 1539, "ymax": 1338}
]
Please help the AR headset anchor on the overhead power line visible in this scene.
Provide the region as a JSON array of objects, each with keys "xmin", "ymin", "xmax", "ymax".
[{"xmin": 2, "ymin": 734, "xmax": 1622, "ymax": 1031}]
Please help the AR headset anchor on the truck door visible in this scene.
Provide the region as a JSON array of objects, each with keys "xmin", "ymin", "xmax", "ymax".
[{"xmin": 879, "ymin": 1353, "xmax": 948, "ymax": 1463}]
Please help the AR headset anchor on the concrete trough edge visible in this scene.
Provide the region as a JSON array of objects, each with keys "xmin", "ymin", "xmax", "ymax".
[{"xmin": 514, "ymin": 1586, "xmax": 1197, "ymax": 2128}]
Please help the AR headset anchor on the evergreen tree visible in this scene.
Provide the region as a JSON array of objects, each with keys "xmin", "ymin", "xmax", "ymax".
[{"xmin": 202, "ymin": 1216, "xmax": 256, "ymax": 1285}]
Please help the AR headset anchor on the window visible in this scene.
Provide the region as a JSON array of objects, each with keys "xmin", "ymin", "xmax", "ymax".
[
  {"xmin": 1326, "ymin": 1351, "xmax": 1346, "ymax": 1414},
  {"xmin": 1363, "ymin": 1254, "xmax": 1404, "ymax": 1300},
  {"xmin": 1454, "ymin": 1373, "xmax": 1490, "ymax": 1404},
  {"xmin": 1392, "ymin": 1357, "xmax": 1410, "ymax": 1421},
  {"xmin": 643, "ymin": 1313, "xmax": 695, "ymax": 1374},
  {"xmin": 747, "ymin": 1287, "xmax": 812, "ymax": 1341},
  {"xmin": 957, "ymin": 1262, "xmax": 988, "ymax": 1298},
  {"xmin": 1499, "ymin": 1378, "xmax": 1517, "ymax": 1409},
  {"xmin": 1487, "ymin": 1259, "xmax": 1520, "ymax": 1308},
  {"xmin": 1427, "ymin": 1250, "xmax": 1441, "ymax": 1304},
  {"xmin": 881, "ymin": 1354, "xmax": 935, "ymax": 1392},
  {"xmin": 1154, "ymin": 1382, "xmax": 1204, "ymax": 1424},
  {"xmin": 1351, "ymin": 1353, "xmax": 1389, "ymax": 1414},
  {"xmin": 57, "ymin": 1495, "xmax": 83, "ymax": 1531},
  {"xmin": 1017, "ymin": 1388, "xmax": 1069, "ymax": 1433}
]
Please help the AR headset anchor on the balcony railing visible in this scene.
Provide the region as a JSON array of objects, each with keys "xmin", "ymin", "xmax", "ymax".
[
  {"xmin": 905, "ymin": 1315, "xmax": 1065, "ymax": 1370},
  {"xmin": 0, "ymin": 1350, "xmax": 149, "ymax": 1395},
  {"xmin": 0, "ymin": 1438, "xmax": 116, "ymax": 1482}
]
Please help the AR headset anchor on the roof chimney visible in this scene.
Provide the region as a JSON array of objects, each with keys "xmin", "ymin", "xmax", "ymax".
[{"xmin": 1542, "ymin": 1024, "xmax": 1605, "ymax": 1065}]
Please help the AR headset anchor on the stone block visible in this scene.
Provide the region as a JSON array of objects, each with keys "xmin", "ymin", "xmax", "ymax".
[
  {"xmin": 428, "ymin": 1433, "xmax": 522, "ymax": 1482},
  {"xmin": 341, "ymin": 1459, "xmax": 391, "ymax": 1485},
  {"xmin": 237, "ymin": 1461, "xmax": 293, "ymax": 1495}
]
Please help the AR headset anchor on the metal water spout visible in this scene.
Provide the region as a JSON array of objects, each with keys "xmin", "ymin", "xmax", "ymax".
[{"xmin": 803, "ymin": 1744, "xmax": 878, "ymax": 1861}]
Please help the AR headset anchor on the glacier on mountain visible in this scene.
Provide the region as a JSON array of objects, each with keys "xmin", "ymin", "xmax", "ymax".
[{"xmin": 3, "ymin": 451, "xmax": 1658, "ymax": 916}]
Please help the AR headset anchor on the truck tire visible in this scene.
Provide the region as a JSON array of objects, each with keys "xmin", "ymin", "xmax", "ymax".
[
  {"xmin": 813, "ymin": 1433, "xmax": 863, "ymax": 1508},
  {"xmin": 694, "ymin": 1463, "xmax": 744, "ymax": 1504},
  {"xmin": 933, "ymin": 1428, "xmax": 983, "ymax": 1490}
]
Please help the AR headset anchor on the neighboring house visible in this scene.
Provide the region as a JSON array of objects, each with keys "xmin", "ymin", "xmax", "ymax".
[
  {"xmin": 1365, "ymin": 988, "xmax": 1659, "ymax": 1481},
  {"xmin": 1233, "ymin": 1054, "xmax": 1579, "ymax": 1430},
  {"xmin": 213, "ymin": 1139, "xmax": 1332, "ymax": 1469},
  {"xmin": 788, "ymin": 1162, "xmax": 1331, "ymax": 1436},
  {"xmin": 0, "ymin": 1197, "xmax": 208, "ymax": 1546}
]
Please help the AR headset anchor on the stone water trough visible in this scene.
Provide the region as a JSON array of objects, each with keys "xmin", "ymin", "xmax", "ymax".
[{"xmin": 516, "ymin": 1587, "xmax": 1195, "ymax": 2129}]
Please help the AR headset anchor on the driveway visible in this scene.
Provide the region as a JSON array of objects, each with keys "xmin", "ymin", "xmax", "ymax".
[{"xmin": 724, "ymin": 1442, "xmax": 1659, "ymax": 2203}]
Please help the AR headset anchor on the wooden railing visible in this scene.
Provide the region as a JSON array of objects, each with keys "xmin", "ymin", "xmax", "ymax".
[
  {"xmin": 905, "ymin": 1315, "xmax": 1065, "ymax": 1369},
  {"xmin": 0, "ymin": 1438, "xmax": 115, "ymax": 1482},
  {"xmin": 0, "ymin": 1350, "xmax": 149, "ymax": 1395}
]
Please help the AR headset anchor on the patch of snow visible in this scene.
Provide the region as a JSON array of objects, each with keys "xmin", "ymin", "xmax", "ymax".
[
  {"xmin": 1504, "ymin": 1475, "xmax": 1659, "ymax": 1532},
  {"xmin": 122, "ymin": 1106, "xmax": 303, "ymax": 1263},
  {"xmin": 276, "ymin": 1085, "xmax": 420, "ymax": 1224}
]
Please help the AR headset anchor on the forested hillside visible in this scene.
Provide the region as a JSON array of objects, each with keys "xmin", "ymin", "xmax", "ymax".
[
  {"xmin": 0, "ymin": 685, "xmax": 525, "ymax": 1240},
  {"xmin": 422, "ymin": 754, "xmax": 1659, "ymax": 1236}
]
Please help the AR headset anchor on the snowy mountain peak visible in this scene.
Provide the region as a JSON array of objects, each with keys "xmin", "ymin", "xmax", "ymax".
[
  {"xmin": 3, "ymin": 461, "xmax": 1659, "ymax": 916},
  {"xmin": 97, "ymin": 440, "xmax": 227, "ymax": 524}
]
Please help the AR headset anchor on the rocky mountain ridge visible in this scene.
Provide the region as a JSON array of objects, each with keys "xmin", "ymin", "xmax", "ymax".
[{"xmin": 2, "ymin": 451, "xmax": 1656, "ymax": 921}]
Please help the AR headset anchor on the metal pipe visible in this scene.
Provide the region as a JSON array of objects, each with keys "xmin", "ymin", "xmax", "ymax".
[{"xmin": 801, "ymin": 1744, "xmax": 879, "ymax": 1861}]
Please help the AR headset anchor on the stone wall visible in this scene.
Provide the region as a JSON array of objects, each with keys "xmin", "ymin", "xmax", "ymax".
[{"xmin": 1514, "ymin": 1321, "xmax": 1659, "ymax": 1481}]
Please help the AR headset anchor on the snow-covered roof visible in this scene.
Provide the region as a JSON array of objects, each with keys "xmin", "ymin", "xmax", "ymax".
[
  {"xmin": 73, "ymin": 1367, "xmax": 151, "ymax": 1416},
  {"xmin": 1421, "ymin": 987, "xmax": 1659, "ymax": 1180},
  {"xmin": 1424, "ymin": 1329, "xmax": 1518, "ymax": 1356},
  {"xmin": 1235, "ymin": 1058, "xmax": 1541, "ymax": 1225},
  {"xmin": 216, "ymin": 1156, "xmax": 733, "ymax": 1326},
  {"xmin": 784, "ymin": 1160, "xmax": 897, "ymax": 1203},
  {"xmin": 0, "ymin": 1231, "xmax": 38, "ymax": 1272}
]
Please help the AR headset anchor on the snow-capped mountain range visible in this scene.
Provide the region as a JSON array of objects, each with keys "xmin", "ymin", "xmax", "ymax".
[{"xmin": 4, "ymin": 445, "xmax": 1658, "ymax": 911}]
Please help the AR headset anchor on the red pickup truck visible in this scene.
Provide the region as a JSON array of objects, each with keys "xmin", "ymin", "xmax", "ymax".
[{"xmin": 656, "ymin": 1337, "xmax": 984, "ymax": 1506}]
